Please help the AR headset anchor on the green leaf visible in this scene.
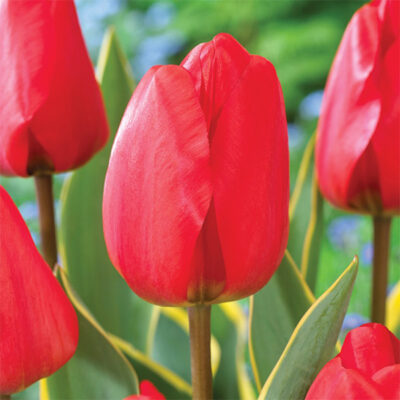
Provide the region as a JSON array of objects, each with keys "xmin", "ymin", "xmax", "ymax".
[
  {"xmin": 110, "ymin": 333, "xmax": 192, "ymax": 400},
  {"xmin": 249, "ymin": 251, "xmax": 314, "ymax": 390},
  {"xmin": 14, "ymin": 382, "xmax": 39, "ymax": 400},
  {"xmin": 300, "ymin": 177, "xmax": 324, "ymax": 291},
  {"xmin": 113, "ymin": 304, "xmax": 254, "ymax": 400},
  {"xmin": 59, "ymin": 27, "xmax": 154, "ymax": 352},
  {"xmin": 151, "ymin": 311, "xmax": 192, "ymax": 383},
  {"xmin": 147, "ymin": 307, "xmax": 221, "ymax": 393},
  {"xmin": 213, "ymin": 303, "xmax": 255, "ymax": 400},
  {"xmin": 249, "ymin": 133, "xmax": 327, "ymax": 391},
  {"xmin": 43, "ymin": 269, "xmax": 139, "ymax": 400},
  {"xmin": 288, "ymin": 133, "xmax": 324, "ymax": 292},
  {"xmin": 258, "ymin": 257, "xmax": 358, "ymax": 400}
]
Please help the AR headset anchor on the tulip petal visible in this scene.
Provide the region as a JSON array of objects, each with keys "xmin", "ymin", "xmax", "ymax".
[
  {"xmin": 369, "ymin": 37, "xmax": 400, "ymax": 211},
  {"xmin": 340, "ymin": 323, "xmax": 400, "ymax": 378},
  {"xmin": 103, "ymin": 65, "xmax": 212, "ymax": 306},
  {"xmin": 0, "ymin": 186, "xmax": 78, "ymax": 394},
  {"xmin": 181, "ymin": 33, "xmax": 251, "ymax": 137},
  {"xmin": 372, "ymin": 364, "xmax": 400, "ymax": 399},
  {"xmin": 306, "ymin": 357, "xmax": 383, "ymax": 400},
  {"xmin": 316, "ymin": 3, "xmax": 382, "ymax": 209},
  {"xmin": 139, "ymin": 380, "xmax": 165, "ymax": 400},
  {"xmin": 0, "ymin": 0, "xmax": 108, "ymax": 176},
  {"xmin": 211, "ymin": 56, "xmax": 289, "ymax": 302}
]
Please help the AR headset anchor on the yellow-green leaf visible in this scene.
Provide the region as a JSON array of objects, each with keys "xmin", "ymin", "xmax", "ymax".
[
  {"xmin": 249, "ymin": 251, "xmax": 314, "ymax": 390},
  {"xmin": 258, "ymin": 257, "xmax": 358, "ymax": 400},
  {"xmin": 289, "ymin": 133, "xmax": 324, "ymax": 292},
  {"xmin": 42, "ymin": 268, "xmax": 139, "ymax": 399}
]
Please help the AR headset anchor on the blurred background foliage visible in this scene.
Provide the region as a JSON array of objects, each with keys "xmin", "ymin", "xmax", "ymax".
[{"xmin": 1, "ymin": 0, "xmax": 399, "ymax": 329}]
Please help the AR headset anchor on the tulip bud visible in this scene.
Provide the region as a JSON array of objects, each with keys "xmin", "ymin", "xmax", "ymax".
[
  {"xmin": 124, "ymin": 381, "xmax": 165, "ymax": 400},
  {"xmin": 0, "ymin": 186, "xmax": 78, "ymax": 395},
  {"xmin": 103, "ymin": 33, "xmax": 289, "ymax": 306},
  {"xmin": 306, "ymin": 323, "xmax": 400, "ymax": 399},
  {"xmin": 316, "ymin": 0, "xmax": 399, "ymax": 215},
  {"xmin": 0, "ymin": 0, "xmax": 109, "ymax": 177}
]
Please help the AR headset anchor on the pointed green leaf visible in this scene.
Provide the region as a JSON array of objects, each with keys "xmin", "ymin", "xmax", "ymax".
[
  {"xmin": 259, "ymin": 257, "xmax": 358, "ymax": 400},
  {"xmin": 300, "ymin": 177, "xmax": 324, "ymax": 291},
  {"xmin": 59, "ymin": 28, "xmax": 154, "ymax": 352},
  {"xmin": 147, "ymin": 307, "xmax": 221, "ymax": 393},
  {"xmin": 110, "ymin": 334, "xmax": 192, "ymax": 400},
  {"xmin": 151, "ymin": 311, "xmax": 192, "ymax": 383},
  {"xmin": 288, "ymin": 133, "xmax": 324, "ymax": 292},
  {"xmin": 214, "ymin": 303, "xmax": 255, "ymax": 400},
  {"xmin": 43, "ymin": 269, "xmax": 139, "ymax": 400},
  {"xmin": 249, "ymin": 251, "xmax": 314, "ymax": 390},
  {"xmin": 249, "ymin": 133, "xmax": 326, "ymax": 391}
]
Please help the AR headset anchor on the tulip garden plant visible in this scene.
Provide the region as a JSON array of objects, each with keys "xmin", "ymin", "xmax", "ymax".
[{"xmin": 0, "ymin": 0, "xmax": 399, "ymax": 399}]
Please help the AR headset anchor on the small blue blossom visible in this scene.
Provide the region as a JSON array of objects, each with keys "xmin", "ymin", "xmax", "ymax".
[
  {"xmin": 299, "ymin": 90, "xmax": 324, "ymax": 120},
  {"xmin": 341, "ymin": 313, "xmax": 369, "ymax": 332},
  {"xmin": 327, "ymin": 216, "xmax": 362, "ymax": 252}
]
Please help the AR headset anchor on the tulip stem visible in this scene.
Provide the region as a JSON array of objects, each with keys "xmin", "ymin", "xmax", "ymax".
[
  {"xmin": 34, "ymin": 174, "xmax": 58, "ymax": 270},
  {"xmin": 188, "ymin": 305, "xmax": 213, "ymax": 400},
  {"xmin": 371, "ymin": 216, "xmax": 392, "ymax": 324}
]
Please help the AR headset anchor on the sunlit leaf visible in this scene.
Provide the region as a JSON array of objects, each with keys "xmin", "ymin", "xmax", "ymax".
[{"xmin": 258, "ymin": 257, "xmax": 358, "ymax": 400}]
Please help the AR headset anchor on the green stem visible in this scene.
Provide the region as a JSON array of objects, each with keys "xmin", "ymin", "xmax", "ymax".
[
  {"xmin": 188, "ymin": 305, "xmax": 213, "ymax": 400},
  {"xmin": 371, "ymin": 216, "xmax": 392, "ymax": 324},
  {"xmin": 34, "ymin": 174, "xmax": 58, "ymax": 270}
]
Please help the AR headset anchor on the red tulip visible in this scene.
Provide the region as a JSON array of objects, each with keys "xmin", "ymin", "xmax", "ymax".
[
  {"xmin": 124, "ymin": 381, "xmax": 165, "ymax": 400},
  {"xmin": 316, "ymin": 0, "xmax": 400, "ymax": 214},
  {"xmin": 0, "ymin": 0, "xmax": 109, "ymax": 177},
  {"xmin": 306, "ymin": 323, "xmax": 400, "ymax": 399},
  {"xmin": 0, "ymin": 186, "xmax": 78, "ymax": 395},
  {"xmin": 103, "ymin": 33, "xmax": 289, "ymax": 306}
]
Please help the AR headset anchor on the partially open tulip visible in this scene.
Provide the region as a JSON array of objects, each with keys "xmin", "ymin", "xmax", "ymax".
[
  {"xmin": 0, "ymin": 0, "xmax": 109, "ymax": 176},
  {"xmin": 0, "ymin": 186, "xmax": 78, "ymax": 395},
  {"xmin": 316, "ymin": 0, "xmax": 399, "ymax": 214},
  {"xmin": 306, "ymin": 323, "xmax": 400, "ymax": 399},
  {"xmin": 103, "ymin": 33, "xmax": 289, "ymax": 306},
  {"xmin": 124, "ymin": 381, "xmax": 165, "ymax": 400}
]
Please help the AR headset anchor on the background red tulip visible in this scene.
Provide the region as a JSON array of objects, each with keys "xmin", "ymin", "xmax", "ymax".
[
  {"xmin": 306, "ymin": 323, "xmax": 400, "ymax": 399},
  {"xmin": 316, "ymin": 0, "xmax": 399, "ymax": 214},
  {"xmin": 0, "ymin": 186, "xmax": 78, "ymax": 395},
  {"xmin": 0, "ymin": 0, "xmax": 109, "ymax": 177},
  {"xmin": 124, "ymin": 381, "xmax": 165, "ymax": 400},
  {"xmin": 103, "ymin": 33, "xmax": 289, "ymax": 306}
]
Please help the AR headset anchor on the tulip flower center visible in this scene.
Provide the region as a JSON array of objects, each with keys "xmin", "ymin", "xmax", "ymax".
[
  {"xmin": 346, "ymin": 142, "xmax": 383, "ymax": 214},
  {"xmin": 187, "ymin": 201, "xmax": 226, "ymax": 303},
  {"xmin": 26, "ymin": 129, "xmax": 54, "ymax": 175}
]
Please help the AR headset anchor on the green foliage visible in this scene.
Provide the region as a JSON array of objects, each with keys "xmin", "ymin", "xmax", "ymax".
[
  {"xmin": 259, "ymin": 257, "xmax": 358, "ymax": 399},
  {"xmin": 287, "ymin": 134, "xmax": 324, "ymax": 292},
  {"xmin": 213, "ymin": 304, "xmax": 255, "ymax": 400},
  {"xmin": 113, "ymin": 334, "xmax": 192, "ymax": 399},
  {"xmin": 43, "ymin": 269, "xmax": 139, "ymax": 400},
  {"xmin": 151, "ymin": 313, "xmax": 192, "ymax": 383},
  {"xmin": 13, "ymin": 382, "xmax": 39, "ymax": 400},
  {"xmin": 249, "ymin": 252, "xmax": 314, "ymax": 390}
]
